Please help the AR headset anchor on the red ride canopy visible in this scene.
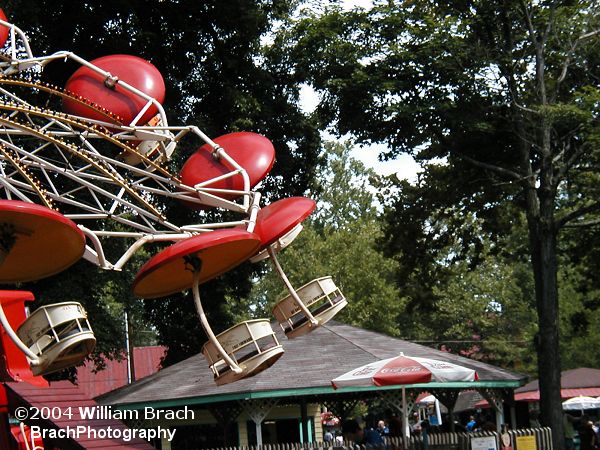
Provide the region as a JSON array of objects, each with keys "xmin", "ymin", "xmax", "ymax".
[
  {"xmin": 252, "ymin": 197, "xmax": 316, "ymax": 248},
  {"xmin": 0, "ymin": 9, "xmax": 9, "ymax": 48},
  {"xmin": 132, "ymin": 229, "xmax": 260, "ymax": 299},
  {"xmin": 0, "ymin": 200, "xmax": 85, "ymax": 283},
  {"xmin": 179, "ymin": 132, "xmax": 275, "ymax": 208},
  {"xmin": 63, "ymin": 54, "xmax": 165, "ymax": 125}
]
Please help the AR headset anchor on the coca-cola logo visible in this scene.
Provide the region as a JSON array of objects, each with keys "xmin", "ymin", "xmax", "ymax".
[
  {"xmin": 423, "ymin": 362, "xmax": 453, "ymax": 369},
  {"xmin": 353, "ymin": 365, "xmax": 377, "ymax": 376},
  {"xmin": 379, "ymin": 365, "xmax": 424, "ymax": 374}
]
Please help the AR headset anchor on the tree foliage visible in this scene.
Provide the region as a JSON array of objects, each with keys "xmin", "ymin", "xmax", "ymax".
[
  {"xmin": 559, "ymin": 226, "xmax": 600, "ymax": 369},
  {"xmin": 429, "ymin": 228, "xmax": 538, "ymax": 374},
  {"xmin": 278, "ymin": 1, "xmax": 599, "ymax": 444}
]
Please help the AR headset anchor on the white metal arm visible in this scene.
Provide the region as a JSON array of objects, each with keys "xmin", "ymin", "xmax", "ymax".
[
  {"xmin": 267, "ymin": 246, "xmax": 318, "ymax": 326},
  {"xmin": 191, "ymin": 267, "xmax": 243, "ymax": 374},
  {"xmin": 0, "ymin": 299, "xmax": 40, "ymax": 364}
]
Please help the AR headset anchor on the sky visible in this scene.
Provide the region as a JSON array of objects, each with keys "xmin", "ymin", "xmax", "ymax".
[{"xmin": 340, "ymin": 0, "xmax": 373, "ymax": 9}]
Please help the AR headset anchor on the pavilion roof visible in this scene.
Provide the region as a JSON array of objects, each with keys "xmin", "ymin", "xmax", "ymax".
[
  {"xmin": 98, "ymin": 321, "xmax": 527, "ymax": 410},
  {"xmin": 516, "ymin": 367, "xmax": 600, "ymax": 392},
  {"xmin": 513, "ymin": 367, "xmax": 600, "ymax": 402}
]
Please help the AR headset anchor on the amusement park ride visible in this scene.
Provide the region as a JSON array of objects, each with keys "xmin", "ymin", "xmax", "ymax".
[{"xmin": 0, "ymin": 8, "xmax": 347, "ymax": 449}]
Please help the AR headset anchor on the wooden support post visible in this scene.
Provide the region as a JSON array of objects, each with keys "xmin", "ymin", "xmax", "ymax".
[
  {"xmin": 241, "ymin": 399, "xmax": 278, "ymax": 446},
  {"xmin": 300, "ymin": 398, "xmax": 309, "ymax": 443}
]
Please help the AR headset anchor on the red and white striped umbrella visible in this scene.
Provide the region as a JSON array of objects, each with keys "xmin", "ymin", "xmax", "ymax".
[
  {"xmin": 332, "ymin": 354, "xmax": 478, "ymax": 442},
  {"xmin": 332, "ymin": 354, "xmax": 478, "ymax": 388}
]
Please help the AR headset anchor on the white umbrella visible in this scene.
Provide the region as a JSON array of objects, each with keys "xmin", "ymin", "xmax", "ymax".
[
  {"xmin": 562, "ymin": 396, "xmax": 600, "ymax": 411},
  {"xmin": 418, "ymin": 394, "xmax": 437, "ymax": 404},
  {"xmin": 332, "ymin": 353, "xmax": 478, "ymax": 442},
  {"xmin": 417, "ymin": 395, "xmax": 444, "ymax": 426}
]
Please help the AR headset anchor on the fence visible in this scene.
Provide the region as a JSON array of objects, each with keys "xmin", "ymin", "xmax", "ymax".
[
  {"xmin": 204, "ymin": 428, "xmax": 553, "ymax": 450},
  {"xmin": 406, "ymin": 428, "xmax": 553, "ymax": 450}
]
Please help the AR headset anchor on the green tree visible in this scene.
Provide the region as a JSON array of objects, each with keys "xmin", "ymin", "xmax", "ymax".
[
  {"xmin": 243, "ymin": 141, "xmax": 405, "ymax": 336},
  {"xmin": 279, "ymin": 1, "xmax": 600, "ymax": 444},
  {"xmin": 558, "ymin": 231, "xmax": 600, "ymax": 369},
  {"xmin": 431, "ymin": 234, "xmax": 538, "ymax": 374},
  {"xmin": 372, "ymin": 189, "xmax": 539, "ymax": 373}
]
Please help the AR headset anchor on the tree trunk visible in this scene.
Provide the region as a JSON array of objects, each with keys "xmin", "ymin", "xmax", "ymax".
[{"xmin": 527, "ymin": 210, "xmax": 564, "ymax": 450}]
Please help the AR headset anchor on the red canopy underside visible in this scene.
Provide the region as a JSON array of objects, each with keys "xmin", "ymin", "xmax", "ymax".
[
  {"xmin": 515, "ymin": 387, "xmax": 600, "ymax": 402},
  {"xmin": 473, "ymin": 388, "xmax": 600, "ymax": 408}
]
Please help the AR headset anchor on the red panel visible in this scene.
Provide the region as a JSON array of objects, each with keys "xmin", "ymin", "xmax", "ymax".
[
  {"xmin": 514, "ymin": 387, "xmax": 600, "ymax": 402},
  {"xmin": 0, "ymin": 10, "xmax": 9, "ymax": 49},
  {"xmin": 179, "ymin": 132, "xmax": 275, "ymax": 208},
  {"xmin": 253, "ymin": 197, "xmax": 316, "ymax": 248},
  {"xmin": 10, "ymin": 424, "xmax": 44, "ymax": 450},
  {"xmin": 0, "ymin": 384, "xmax": 6, "ymax": 412},
  {"xmin": 0, "ymin": 291, "xmax": 47, "ymax": 386},
  {"xmin": 133, "ymin": 229, "xmax": 260, "ymax": 298},
  {"xmin": 0, "ymin": 200, "xmax": 85, "ymax": 283},
  {"xmin": 76, "ymin": 346, "xmax": 164, "ymax": 398},
  {"xmin": 63, "ymin": 54, "xmax": 165, "ymax": 126}
]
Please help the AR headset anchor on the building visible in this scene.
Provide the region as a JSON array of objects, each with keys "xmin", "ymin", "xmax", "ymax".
[
  {"xmin": 76, "ymin": 346, "xmax": 166, "ymax": 398},
  {"xmin": 99, "ymin": 321, "xmax": 527, "ymax": 450}
]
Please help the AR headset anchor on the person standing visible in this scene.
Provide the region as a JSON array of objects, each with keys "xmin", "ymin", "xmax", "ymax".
[
  {"xmin": 342, "ymin": 419, "xmax": 384, "ymax": 445},
  {"xmin": 564, "ymin": 413, "xmax": 576, "ymax": 450},
  {"xmin": 466, "ymin": 416, "xmax": 477, "ymax": 432},
  {"xmin": 578, "ymin": 417, "xmax": 596, "ymax": 450},
  {"xmin": 378, "ymin": 420, "xmax": 390, "ymax": 438},
  {"xmin": 342, "ymin": 419, "xmax": 365, "ymax": 444}
]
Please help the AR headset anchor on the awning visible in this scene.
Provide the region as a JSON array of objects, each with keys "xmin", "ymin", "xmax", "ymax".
[{"xmin": 515, "ymin": 387, "xmax": 600, "ymax": 402}]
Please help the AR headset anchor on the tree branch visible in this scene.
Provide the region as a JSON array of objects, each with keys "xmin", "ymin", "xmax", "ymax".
[
  {"xmin": 519, "ymin": 0, "xmax": 549, "ymax": 105},
  {"xmin": 519, "ymin": 0, "xmax": 536, "ymax": 43},
  {"xmin": 542, "ymin": 4, "xmax": 555, "ymax": 45},
  {"xmin": 451, "ymin": 150, "xmax": 523, "ymax": 181},
  {"xmin": 556, "ymin": 201, "xmax": 600, "ymax": 230},
  {"xmin": 557, "ymin": 28, "xmax": 600, "ymax": 85},
  {"xmin": 563, "ymin": 219, "xmax": 600, "ymax": 228},
  {"xmin": 555, "ymin": 140, "xmax": 590, "ymax": 185},
  {"xmin": 513, "ymin": 100, "xmax": 539, "ymax": 115}
]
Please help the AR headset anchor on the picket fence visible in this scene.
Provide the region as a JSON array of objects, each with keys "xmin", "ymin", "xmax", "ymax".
[{"xmin": 205, "ymin": 428, "xmax": 553, "ymax": 450}]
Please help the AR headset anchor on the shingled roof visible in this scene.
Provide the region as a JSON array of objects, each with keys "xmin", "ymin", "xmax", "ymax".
[
  {"xmin": 98, "ymin": 321, "xmax": 527, "ymax": 409},
  {"xmin": 514, "ymin": 367, "xmax": 600, "ymax": 401},
  {"xmin": 516, "ymin": 367, "xmax": 600, "ymax": 392}
]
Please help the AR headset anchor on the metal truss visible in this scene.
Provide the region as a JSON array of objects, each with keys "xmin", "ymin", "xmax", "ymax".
[{"xmin": 0, "ymin": 17, "xmax": 262, "ymax": 271}]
